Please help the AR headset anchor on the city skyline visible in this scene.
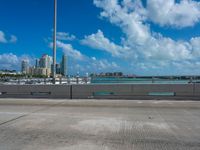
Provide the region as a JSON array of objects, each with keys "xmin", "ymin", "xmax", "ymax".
[
  {"xmin": 1, "ymin": 0, "xmax": 200, "ymax": 75},
  {"xmin": 20, "ymin": 53, "xmax": 67, "ymax": 77}
]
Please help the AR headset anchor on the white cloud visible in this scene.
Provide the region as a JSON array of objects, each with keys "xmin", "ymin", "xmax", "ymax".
[
  {"xmin": 91, "ymin": 57, "xmax": 97, "ymax": 61},
  {"xmin": 0, "ymin": 31, "xmax": 7, "ymax": 43},
  {"xmin": 0, "ymin": 53, "xmax": 18, "ymax": 69},
  {"xmin": 93, "ymin": 0, "xmax": 200, "ymax": 65},
  {"xmin": 142, "ymin": 36, "xmax": 192, "ymax": 61},
  {"xmin": 89, "ymin": 58, "xmax": 119, "ymax": 71},
  {"xmin": 88, "ymin": 57, "xmax": 120, "ymax": 72},
  {"xmin": 57, "ymin": 32, "xmax": 76, "ymax": 41},
  {"xmin": 94, "ymin": 0, "xmax": 149, "ymax": 45},
  {"xmin": 10, "ymin": 35, "xmax": 17, "ymax": 43},
  {"xmin": 147, "ymin": 0, "xmax": 200, "ymax": 28},
  {"xmin": 0, "ymin": 30, "xmax": 17, "ymax": 43},
  {"xmin": 0, "ymin": 53, "xmax": 34, "ymax": 70},
  {"xmin": 190, "ymin": 37, "xmax": 200, "ymax": 56},
  {"xmin": 56, "ymin": 41, "xmax": 85, "ymax": 60},
  {"xmin": 97, "ymin": 60, "xmax": 118, "ymax": 69},
  {"xmin": 66, "ymin": 56, "xmax": 120, "ymax": 75},
  {"xmin": 81, "ymin": 30, "xmax": 136, "ymax": 59}
]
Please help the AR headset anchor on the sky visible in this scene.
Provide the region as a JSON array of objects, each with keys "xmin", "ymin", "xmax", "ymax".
[{"xmin": 1, "ymin": 0, "xmax": 200, "ymax": 76}]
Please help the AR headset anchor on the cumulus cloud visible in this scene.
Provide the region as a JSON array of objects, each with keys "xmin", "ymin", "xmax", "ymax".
[
  {"xmin": 0, "ymin": 30, "xmax": 17, "ymax": 43},
  {"xmin": 92, "ymin": 0, "xmax": 200, "ymax": 73},
  {"xmin": 89, "ymin": 56, "xmax": 120, "ymax": 71},
  {"xmin": 94, "ymin": 0, "xmax": 149, "ymax": 45},
  {"xmin": 10, "ymin": 35, "xmax": 17, "ymax": 43},
  {"xmin": 56, "ymin": 41, "xmax": 85, "ymax": 60},
  {"xmin": 66, "ymin": 56, "xmax": 120, "ymax": 75},
  {"xmin": 91, "ymin": 58, "xmax": 119, "ymax": 70},
  {"xmin": 57, "ymin": 32, "xmax": 76, "ymax": 41},
  {"xmin": 0, "ymin": 53, "xmax": 18, "ymax": 69},
  {"xmin": 81, "ymin": 30, "xmax": 135, "ymax": 59},
  {"xmin": 190, "ymin": 37, "xmax": 200, "ymax": 56},
  {"xmin": 0, "ymin": 53, "xmax": 34, "ymax": 70},
  {"xmin": 0, "ymin": 31, "xmax": 7, "ymax": 43},
  {"xmin": 147, "ymin": 0, "xmax": 200, "ymax": 28}
]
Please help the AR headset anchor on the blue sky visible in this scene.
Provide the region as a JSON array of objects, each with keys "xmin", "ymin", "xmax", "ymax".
[{"xmin": 1, "ymin": 0, "xmax": 200, "ymax": 75}]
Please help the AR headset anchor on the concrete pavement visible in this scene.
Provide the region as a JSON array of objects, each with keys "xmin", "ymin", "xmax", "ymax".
[{"xmin": 0, "ymin": 99, "xmax": 200, "ymax": 150}]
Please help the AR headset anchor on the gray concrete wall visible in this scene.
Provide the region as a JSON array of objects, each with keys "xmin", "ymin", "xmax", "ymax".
[
  {"xmin": 0, "ymin": 84, "xmax": 200, "ymax": 99},
  {"xmin": 0, "ymin": 85, "xmax": 71, "ymax": 98},
  {"xmin": 72, "ymin": 84, "xmax": 197, "ymax": 99}
]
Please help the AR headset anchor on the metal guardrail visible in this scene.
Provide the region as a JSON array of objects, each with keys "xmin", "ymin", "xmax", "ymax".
[
  {"xmin": 0, "ymin": 77, "xmax": 91, "ymax": 85},
  {"xmin": 1, "ymin": 76, "xmax": 200, "ymax": 85}
]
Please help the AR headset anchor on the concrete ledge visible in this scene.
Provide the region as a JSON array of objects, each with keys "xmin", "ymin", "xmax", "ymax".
[{"xmin": 0, "ymin": 99, "xmax": 200, "ymax": 108}]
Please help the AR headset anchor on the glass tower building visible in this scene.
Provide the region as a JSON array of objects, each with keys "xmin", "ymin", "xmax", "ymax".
[
  {"xmin": 60, "ymin": 54, "xmax": 67, "ymax": 77},
  {"xmin": 21, "ymin": 60, "xmax": 28, "ymax": 74}
]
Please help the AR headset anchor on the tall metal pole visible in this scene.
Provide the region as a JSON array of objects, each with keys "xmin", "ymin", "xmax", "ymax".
[{"xmin": 53, "ymin": 0, "xmax": 57, "ymax": 84}]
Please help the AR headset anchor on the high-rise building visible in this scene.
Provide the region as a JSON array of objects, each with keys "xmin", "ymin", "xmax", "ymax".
[
  {"xmin": 56, "ymin": 64, "xmax": 61, "ymax": 74},
  {"xmin": 21, "ymin": 60, "xmax": 28, "ymax": 74},
  {"xmin": 39, "ymin": 54, "xmax": 52, "ymax": 69},
  {"xmin": 28, "ymin": 67, "xmax": 51, "ymax": 77},
  {"xmin": 30, "ymin": 55, "xmax": 53, "ymax": 77},
  {"xmin": 47, "ymin": 55, "xmax": 53, "ymax": 69},
  {"xmin": 60, "ymin": 54, "xmax": 67, "ymax": 76},
  {"xmin": 24, "ymin": 54, "xmax": 67, "ymax": 77},
  {"xmin": 35, "ymin": 59, "xmax": 39, "ymax": 68}
]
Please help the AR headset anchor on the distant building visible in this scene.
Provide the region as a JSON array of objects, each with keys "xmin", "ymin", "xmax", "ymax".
[
  {"xmin": 0, "ymin": 69, "xmax": 17, "ymax": 75},
  {"xmin": 35, "ymin": 59, "xmax": 40, "ymax": 68},
  {"xmin": 23, "ymin": 54, "xmax": 67, "ymax": 78},
  {"xmin": 92, "ymin": 72, "xmax": 123, "ymax": 77},
  {"xmin": 56, "ymin": 64, "xmax": 61, "ymax": 74},
  {"xmin": 31, "ymin": 54, "xmax": 53, "ymax": 77},
  {"xmin": 39, "ymin": 54, "xmax": 52, "ymax": 69},
  {"xmin": 113, "ymin": 72, "xmax": 123, "ymax": 77},
  {"xmin": 60, "ymin": 54, "xmax": 67, "ymax": 76},
  {"xmin": 21, "ymin": 60, "xmax": 29, "ymax": 74},
  {"xmin": 28, "ymin": 67, "xmax": 51, "ymax": 77},
  {"xmin": 105, "ymin": 72, "xmax": 113, "ymax": 77}
]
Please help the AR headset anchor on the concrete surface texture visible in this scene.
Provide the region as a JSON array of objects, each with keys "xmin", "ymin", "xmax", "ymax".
[
  {"xmin": 0, "ymin": 99, "xmax": 200, "ymax": 150},
  {"xmin": 1, "ymin": 84, "xmax": 200, "ymax": 99}
]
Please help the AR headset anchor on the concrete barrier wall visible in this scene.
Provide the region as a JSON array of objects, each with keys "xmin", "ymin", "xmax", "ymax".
[
  {"xmin": 194, "ymin": 84, "xmax": 200, "ymax": 96},
  {"xmin": 132, "ymin": 84, "xmax": 194, "ymax": 96},
  {"xmin": 0, "ymin": 84, "xmax": 200, "ymax": 99},
  {"xmin": 0, "ymin": 85, "xmax": 71, "ymax": 98},
  {"xmin": 72, "ymin": 84, "xmax": 196, "ymax": 99},
  {"xmin": 72, "ymin": 84, "xmax": 133, "ymax": 99}
]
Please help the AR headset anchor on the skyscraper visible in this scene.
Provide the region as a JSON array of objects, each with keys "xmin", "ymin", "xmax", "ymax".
[
  {"xmin": 60, "ymin": 54, "xmax": 67, "ymax": 76},
  {"xmin": 21, "ymin": 60, "xmax": 28, "ymax": 74},
  {"xmin": 35, "ymin": 59, "xmax": 39, "ymax": 68},
  {"xmin": 56, "ymin": 64, "xmax": 61, "ymax": 74},
  {"xmin": 39, "ymin": 54, "xmax": 52, "ymax": 69}
]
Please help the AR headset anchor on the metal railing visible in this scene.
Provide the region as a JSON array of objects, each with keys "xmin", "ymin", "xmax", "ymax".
[{"xmin": 0, "ymin": 77, "xmax": 91, "ymax": 85}]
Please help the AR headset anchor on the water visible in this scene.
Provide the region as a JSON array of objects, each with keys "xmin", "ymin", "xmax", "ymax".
[{"xmin": 91, "ymin": 77, "xmax": 200, "ymax": 84}]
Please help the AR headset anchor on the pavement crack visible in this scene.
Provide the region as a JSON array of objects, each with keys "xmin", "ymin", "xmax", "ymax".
[
  {"xmin": 0, "ymin": 100, "xmax": 66, "ymax": 127},
  {"xmin": 0, "ymin": 114, "xmax": 28, "ymax": 126}
]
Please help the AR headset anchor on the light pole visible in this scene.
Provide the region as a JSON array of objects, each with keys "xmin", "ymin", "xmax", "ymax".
[{"xmin": 53, "ymin": 0, "xmax": 57, "ymax": 84}]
